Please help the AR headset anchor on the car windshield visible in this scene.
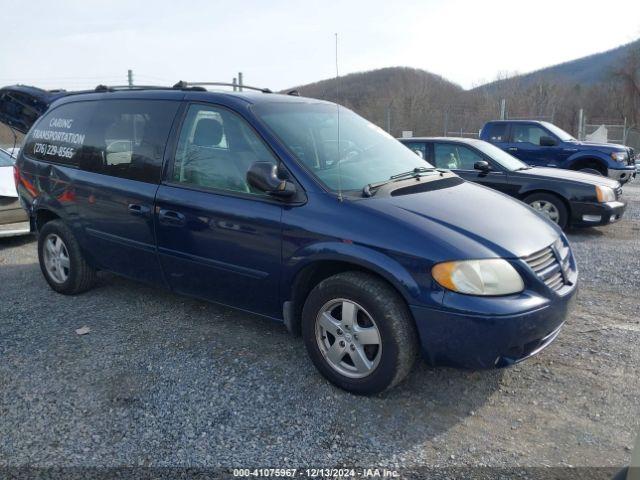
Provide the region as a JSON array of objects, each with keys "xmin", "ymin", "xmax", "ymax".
[
  {"xmin": 0, "ymin": 148, "xmax": 15, "ymax": 167},
  {"xmin": 472, "ymin": 140, "xmax": 530, "ymax": 171},
  {"xmin": 253, "ymin": 102, "xmax": 432, "ymax": 192},
  {"xmin": 541, "ymin": 122, "xmax": 575, "ymax": 142}
]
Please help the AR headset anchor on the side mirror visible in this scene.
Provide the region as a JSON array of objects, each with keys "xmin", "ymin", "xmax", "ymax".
[
  {"xmin": 474, "ymin": 160, "xmax": 491, "ymax": 172},
  {"xmin": 539, "ymin": 135, "xmax": 557, "ymax": 147},
  {"xmin": 247, "ymin": 161, "xmax": 296, "ymax": 198}
]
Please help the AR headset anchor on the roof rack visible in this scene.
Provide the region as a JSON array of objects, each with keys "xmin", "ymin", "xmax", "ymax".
[
  {"xmin": 173, "ymin": 81, "xmax": 272, "ymax": 94},
  {"xmin": 94, "ymin": 84, "xmax": 172, "ymax": 92}
]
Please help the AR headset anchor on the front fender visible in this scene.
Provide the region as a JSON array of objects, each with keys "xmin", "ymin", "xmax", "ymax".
[
  {"xmin": 282, "ymin": 241, "xmax": 438, "ymax": 307},
  {"xmin": 566, "ymin": 151, "xmax": 611, "ymax": 169},
  {"xmin": 516, "ymin": 181, "xmax": 573, "ymax": 202}
]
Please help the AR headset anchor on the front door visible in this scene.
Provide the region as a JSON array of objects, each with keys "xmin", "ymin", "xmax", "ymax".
[
  {"xmin": 432, "ymin": 142, "xmax": 515, "ymax": 195},
  {"xmin": 505, "ymin": 123, "xmax": 561, "ymax": 167},
  {"xmin": 155, "ymin": 103, "xmax": 284, "ymax": 317}
]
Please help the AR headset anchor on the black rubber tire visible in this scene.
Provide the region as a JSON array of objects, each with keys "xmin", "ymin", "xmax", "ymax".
[
  {"xmin": 523, "ymin": 192, "xmax": 569, "ymax": 230},
  {"xmin": 38, "ymin": 219, "xmax": 96, "ymax": 295},
  {"xmin": 301, "ymin": 271, "xmax": 418, "ymax": 395}
]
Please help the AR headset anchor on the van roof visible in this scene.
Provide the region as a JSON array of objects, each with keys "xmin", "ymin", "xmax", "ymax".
[{"xmin": 50, "ymin": 87, "xmax": 329, "ymax": 108}]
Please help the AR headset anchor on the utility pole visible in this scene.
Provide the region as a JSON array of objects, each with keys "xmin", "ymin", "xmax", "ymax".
[
  {"xmin": 385, "ymin": 105, "xmax": 391, "ymax": 134},
  {"xmin": 499, "ymin": 98, "xmax": 506, "ymax": 120},
  {"xmin": 127, "ymin": 69, "xmax": 134, "ymax": 88},
  {"xmin": 577, "ymin": 109, "xmax": 584, "ymax": 140},
  {"xmin": 238, "ymin": 72, "xmax": 243, "ymax": 92}
]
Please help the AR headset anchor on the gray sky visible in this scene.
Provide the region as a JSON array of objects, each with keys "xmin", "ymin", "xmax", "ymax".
[{"xmin": 1, "ymin": 0, "xmax": 639, "ymax": 92}]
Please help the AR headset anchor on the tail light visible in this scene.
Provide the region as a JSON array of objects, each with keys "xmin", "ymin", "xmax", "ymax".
[{"xmin": 13, "ymin": 164, "xmax": 19, "ymax": 190}]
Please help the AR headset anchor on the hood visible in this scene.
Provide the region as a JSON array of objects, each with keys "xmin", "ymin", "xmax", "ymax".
[
  {"xmin": 573, "ymin": 140, "xmax": 628, "ymax": 153},
  {"xmin": 519, "ymin": 167, "xmax": 620, "ymax": 188},
  {"xmin": 362, "ymin": 179, "xmax": 560, "ymax": 259}
]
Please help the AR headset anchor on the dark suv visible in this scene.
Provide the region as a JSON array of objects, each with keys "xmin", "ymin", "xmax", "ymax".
[
  {"xmin": 11, "ymin": 84, "xmax": 577, "ymax": 394},
  {"xmin": 480, "ymin": 120, "xmax": 636, "ymax": 184}
]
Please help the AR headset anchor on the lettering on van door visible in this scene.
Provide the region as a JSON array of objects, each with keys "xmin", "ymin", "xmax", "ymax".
[{"xmin": 31, "ymin": 117, "xmax": 86, "ymax": 160}]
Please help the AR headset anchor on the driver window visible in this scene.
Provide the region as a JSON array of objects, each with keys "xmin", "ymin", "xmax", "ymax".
[
  {"xmin": 434, "ymin": 144, "xmax": 483, "ymax": 170},
  {"xmin": 512, "ymin": 125, "xmax": 549, "ymax": 145},
  {"xmin": 173, "ymin": 105, "xmax": 278, "ymax": 195}
]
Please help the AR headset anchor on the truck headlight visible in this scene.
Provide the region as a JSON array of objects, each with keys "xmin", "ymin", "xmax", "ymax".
[
  {"xmin": 596, "ymin": 185, "xmax": 616, "ymax": 202},
  {"xmin": 611, "ymin": 151, "xmax": 628, "ymax": 162},
  {"xmin": 432, "ymin": 259, "xmax": 524, "ymax": 296}
]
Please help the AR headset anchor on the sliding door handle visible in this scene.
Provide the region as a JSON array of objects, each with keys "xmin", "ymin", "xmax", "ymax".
[{"xmin": 158, "ymin": 209, "xmax": 186, "ymax": 226}]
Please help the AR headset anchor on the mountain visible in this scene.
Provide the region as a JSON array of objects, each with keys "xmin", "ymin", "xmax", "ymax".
[
  {"xmin": 284, "ymin": 40, "xmax": 639, "ymax": 139},
  {"xmin": 285, "ymin": 67, "xmax": 464, "ymax": 135},
  {"xmin": 475, "ymin": 39, "xmax": 640, "ymax": 92}
]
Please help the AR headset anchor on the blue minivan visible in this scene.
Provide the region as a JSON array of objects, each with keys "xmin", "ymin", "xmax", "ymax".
[{"xmin": 11, "ymin": 85, "xmax": 577, "ymax": 394}]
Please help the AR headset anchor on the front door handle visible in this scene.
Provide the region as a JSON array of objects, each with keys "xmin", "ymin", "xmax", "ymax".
[
  {"xmin": 507, "ymin": 147, "xmax": 518, "ymax": 152},
  {"xmin": 128, "ymin": 203, "xmax": 151, "ymax": 216},
  {"xmin": 158, "ymin": 209, "xmax": 186, "ymax": 226}
]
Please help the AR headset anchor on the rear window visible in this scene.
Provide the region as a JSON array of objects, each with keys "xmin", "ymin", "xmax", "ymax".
[
  {"xmin": 483, "ymin": 123, "xmax": 507, "ymax": 143},
  {"xmin": 24, "ymin": 101, "xmax": 92, "ymax": 167},
  {"xmin": 24, "ymin": 99, "xmax": 179, "ymax": 183}
]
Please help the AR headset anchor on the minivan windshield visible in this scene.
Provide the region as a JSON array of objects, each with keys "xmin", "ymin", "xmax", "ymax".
[
  {"xmin": 541, "ymin": 122, "xmax": 576, "ymax": 142},
  {"xmin": 254, "ymin": 102, "xmax": 432, "ymax": 192}
]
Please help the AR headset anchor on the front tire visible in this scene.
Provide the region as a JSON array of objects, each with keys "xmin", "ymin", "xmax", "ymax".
[
  {"xmin": 38, "ymin": 220, "xmax": 96, "ymax": 294},
  {"xmin": 301, "ymin": 271, "xmax": 418, "ymax": 395},
  {"xmin": 523, "ymin": 192, "xmax": 569, "ymax": 230}
]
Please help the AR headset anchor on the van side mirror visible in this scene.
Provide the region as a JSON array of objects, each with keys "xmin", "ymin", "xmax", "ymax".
[
  {"xmin": 247, "ymin": 161, "xmax": 296, "ymax": 198},
  {"xmin": 474, "ymin": 160, "xmax": 491, "ymax": 173},
  {"xmin": 539, "ymin": 135, "xmax": 557, "ymax": 147}
]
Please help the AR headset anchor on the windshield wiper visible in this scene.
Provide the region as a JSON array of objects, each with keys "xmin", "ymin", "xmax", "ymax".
[
  {"xmin": 362, "ymin": 167, "xmax": 440, "ymax": 197},
  {"xmin": 516, "ymin": 166, "xmax": 532, "ymax": 171}
]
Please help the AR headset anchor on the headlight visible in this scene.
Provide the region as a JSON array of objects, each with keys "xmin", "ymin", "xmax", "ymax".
[
  {"xmin": 432, "ymin": 259, "xmax": 524, "ymax": 296},
  {"xmin": 611, "ymin": 151, "xmax": 628, "ymax": 162},
  {"xmin": 596, "ymin": 185, "xmax": 616, "ymax": 202}
]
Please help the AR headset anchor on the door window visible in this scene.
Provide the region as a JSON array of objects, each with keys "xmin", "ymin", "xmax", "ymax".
[
  {"xmin": 511, "ymin": 124, "xmax": 550, "ymax": 145},
  {"xmin": 172, "ymin": 104, "xmax": 278, "ymax": 195},
  {"xmin": 434, "ymin": 144, "xmax": 484, "ymax": 170},
  {"xmin": 404, "ymin": 142, "xmax": 426, "ymax": 159},
  {"xmin": 483, "ymin": 123, "xmax": 507, "ymax": 142},
  {"xmin": 79, "ymin": 100, "xmax": 179, "ymax": 183}
]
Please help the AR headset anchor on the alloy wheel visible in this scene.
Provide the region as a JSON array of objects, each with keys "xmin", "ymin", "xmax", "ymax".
[
  {"xmin": 43, "ymin": 234, "xmax": 70, "ymax": 284},
  {"xmin": 530, "ymin": 200, "xmax": 560, "ymax": 224},
  {"xmin": 315, "ymin": 298, "xmax": 382, "ymax": 379}
]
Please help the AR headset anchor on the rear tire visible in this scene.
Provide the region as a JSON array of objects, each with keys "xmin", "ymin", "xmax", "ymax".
[
  {"xmin": 38, "ymin": 220, "xmax": 96, "ymax": 294},
  {"xmin": 301, "ymin": 271, "xmax": 418, "ymax": 395},
  {"xmin": 523, "ymin": 192, "xmax": 569, "ymax": 230}
]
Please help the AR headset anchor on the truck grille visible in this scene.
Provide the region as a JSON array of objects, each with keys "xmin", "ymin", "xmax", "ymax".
[
  {"xmin": 522, "ymin": 240, "xmax": 571, "ymax": 292},
  {"xmin": 628, "ymin": 148, "xmax": 635, "ymax": 165},
  {"xmin": 615, "ymin": 185, "xmax": 623, "ymax": 199}
]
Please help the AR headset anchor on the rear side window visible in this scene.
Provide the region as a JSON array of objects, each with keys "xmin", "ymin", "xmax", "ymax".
[
  {"xmin": 79, "ymin": 100, "xmax": 179, "ymax": 183},
  {"xmin": 403, "ymin": 142, "xmax": 426, "ymax": 159},
  {"xmin": 483, "ymin": 123, "xmax": 507, "ymax": 143},
  {"xmin": 24, "ymin": 101, "xmax": 93, "ymax": 167},
  {"xmin": 24, "ymin": 99, "xmax": 179, "ymax": 183}
]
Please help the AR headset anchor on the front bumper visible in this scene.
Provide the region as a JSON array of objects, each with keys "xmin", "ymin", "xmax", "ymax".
[
  {"xmin": 409, "ymin": 285, "xmax": 577, "ymax": 369},
  {"xmin": 570, "ymin": 200, "xmax": 626, "ymax": 227},
  {"xmin": 608, "ymin": 167, "xmax": 636, "ymax": 184}
]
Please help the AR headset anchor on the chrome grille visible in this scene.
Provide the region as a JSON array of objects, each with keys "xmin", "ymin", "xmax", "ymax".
[
  {"xmin": 522, "ymin": 240, "xmax": 571, "ymax": 292},
  {"xmin": 615, "ymin": 185, "xmax": 623, "ymax": 199}
]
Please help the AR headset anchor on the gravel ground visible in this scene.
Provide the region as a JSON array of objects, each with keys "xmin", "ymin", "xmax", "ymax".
[{"xmin": 1, "ymin": 181, "xmax": 639, "ymax": 472}]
